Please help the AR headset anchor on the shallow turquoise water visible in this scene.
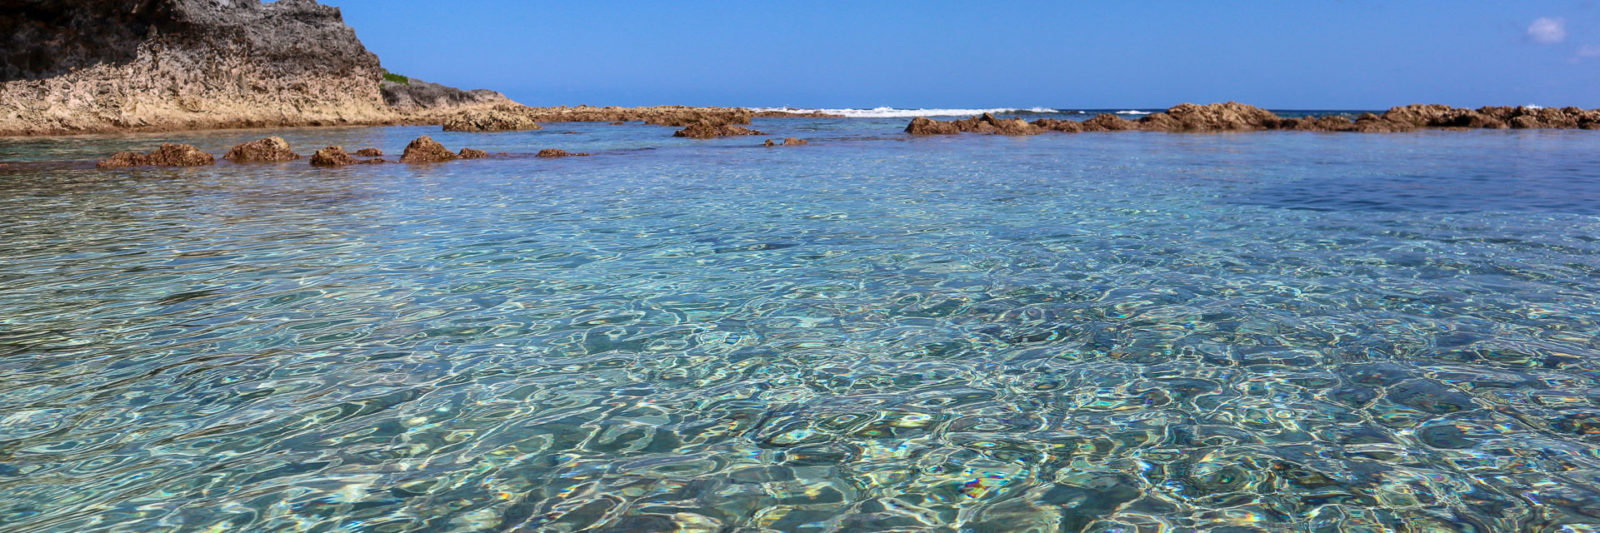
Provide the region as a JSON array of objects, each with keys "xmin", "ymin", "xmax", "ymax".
[{"xmin": 2, "ymin": 120, "xmax": 1600, "ymax": 531}]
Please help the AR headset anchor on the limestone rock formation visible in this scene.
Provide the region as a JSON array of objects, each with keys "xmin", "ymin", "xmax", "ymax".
[
  {"xmin": 457, "ymin": 148, "xmax": 488, "ymax": 159},
  {"xmin": 441, "ymin": 107, "xmax": 543, "ymax": 132},
  {"xmin": 2, "ymin": 0, "xmax": 393, "ymax": 136},
  {"xmin": 354, "ymin": 148, "xmax": 382, "ymax": 157},
  {"xmin": 382, "ymin": 77, "xmax": 510, "ymax": 114},
  {"xmin": 536, "ymin": 149, "xmax": 591, "ymax": 158},
  {"xmin": 97, "ymin": 144, "xmax": 215, "ymax": 169},
  {"xmin": 224, "ymin": 137, "xmax": 300, "ymax": 163},
  {"xmin": 674, "ymin": 121, "xmax": 767, "ymax": 139},
  {"xmin": 1138, "ymin": 102, "xmax": 1282, "ymax": 131}
]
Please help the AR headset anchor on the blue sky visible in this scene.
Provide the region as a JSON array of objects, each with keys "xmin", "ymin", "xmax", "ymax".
[{"xmin": 331, "ymin": 1, "xmax": 1600, "ymax": 109}]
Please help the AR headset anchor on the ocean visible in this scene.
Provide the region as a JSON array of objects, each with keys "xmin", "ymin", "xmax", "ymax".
[{"xmin": 2, "ymin": 111, "xmax": 1600, "ymax": 531}]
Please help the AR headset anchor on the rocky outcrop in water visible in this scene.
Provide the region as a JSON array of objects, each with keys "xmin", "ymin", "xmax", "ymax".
[
  {"xmin": 1138, "ymin": 102, "xmax": 1281, "ymax": 131},
  {"xmin": 399, "ymin": 136, "xmax": 457, "ymax": 163},
  {"xmin": 97, "ymin": 144, "xmax": 215, "ymax": 169},
  {"xmin": 2, "ymin": 0, "xmax": 393, "ymax": 136},
  {"xmin": 764, "ymin": 138, "xmax": 808, "ymax": 146},
  {"xmin": 354, "ymin": 148, "xmax": 382, "ymax": 157},
  {"xmin": 224, "ymin": 137, "xmax": 300, "ymax": 163},
  {"xmin": 310, "ymin": 146, "xmax": 364, "ymax": 166},
  {"xmin": 395, "ymin": 136, "xmax": 487, "ymax": 163},
  {"xmin": 907, "ymin": 102, "xmax": 1600, "ymax": 136},
  {"xmin": 440, "ymin": 107, "xmax": 543, "ymax": 132},
  {"xmin": 674, "ymin": 121, "xmax": 767, "ymax": 139}
]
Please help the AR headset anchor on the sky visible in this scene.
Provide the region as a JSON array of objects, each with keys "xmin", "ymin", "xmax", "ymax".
[{"xmin": 328, "ymin": 0, "xmax": 1600, "ymax": 109}]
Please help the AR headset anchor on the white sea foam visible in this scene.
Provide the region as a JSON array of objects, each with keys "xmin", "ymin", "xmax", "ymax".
[
  {"xmin": 752, "ymin": 106, "xmax": 1058, "ymax": 118},
  {"xmin": 1115, "ymin": 110, "xmax": 1151, "ymax": 115}
]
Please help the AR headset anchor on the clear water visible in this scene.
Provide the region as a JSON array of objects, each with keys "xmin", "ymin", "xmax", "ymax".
[{"xmin": 2, "ymin": 118, "xmax": 1600, "ymax": 532}]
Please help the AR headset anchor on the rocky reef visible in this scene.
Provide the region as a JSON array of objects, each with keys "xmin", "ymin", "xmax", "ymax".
[
  {"xmin": 96, "ymin": 144, "xmax": 214, "ymax": 169},
  {"xmin": 1, "ymin": 0, "xmax": 394, "ymax": 136},
  {"xmin": 906, "ymin": 102, "xmax": 1600, "ymax": 136},
  {"xmin": 442, "ymin": 107, "xmax": 544, "ymax": 132},
  {"xmin": 674, "ymin": 121, "xmax": 767, "ymax": 139},
  {"xmin": 535, "ymin": 149, "xmax": 591, "ymax": 158}
]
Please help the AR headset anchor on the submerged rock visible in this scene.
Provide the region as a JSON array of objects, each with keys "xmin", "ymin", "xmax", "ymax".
[
  {"xmin": 674, "ymin": 121, "xmax": 767, "ymax": 139},
  {"xmin": 97, "ymin": 144, "xmax": 215, "ymax": 169},
  {"xmin": 399, "ymin": 136, "xmax": 458, "ymax": 163},
  {"xmin": 535, "ymin": 149, "xmax": 592, "ymax": 158},
  {"xmin": 224, "ymin": 137, "xmax": 299, "ymax": 163},
  {"xmin": 765, "ymin": 138, "xmax": 808, "ymax": 146}
]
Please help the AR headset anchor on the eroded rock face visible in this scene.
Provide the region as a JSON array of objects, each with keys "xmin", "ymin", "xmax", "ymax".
[
  {"xmin": 441, "ymin": 107, "xmax": 544, "ymax": 132},
  {"xmin": 535, "ymin": 149, "xmax": 591, "ymax": 158},
  {"xmin": 2, "ymin": 0, "xmax": 393, "ymax": 136},
  {"xmin": 674, "ymin": 121, "xmax": 767, "ymax": 139},
  {"xmin": 97, "ymin": 144, "xmax": 215, "ymax": 169},
  {"xmin": 397, "ymin": 136, "xmax": 459, "ymax": 163},
  {"xmin": 383, "ymin": 78, "xmax": 510, "ymax": 114},
  {"xmin": 457, "ymin": 148, "xmax": 488, "ymax": 159},
  {"xmin": 224, "ymin": 137, "xmax": 300, "ymax": 162},
  {"xmin": 354, "ymin": 148, "xmax": 382, "ymax": 157}
]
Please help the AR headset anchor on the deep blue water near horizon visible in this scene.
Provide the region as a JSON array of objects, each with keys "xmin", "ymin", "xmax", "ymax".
[{"xmin": 2, "ymin": 116, "xmax": 1600, "ymax": 532}]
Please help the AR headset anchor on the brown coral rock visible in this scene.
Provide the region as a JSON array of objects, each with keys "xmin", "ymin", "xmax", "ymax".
[
  {"xmin": 457, "ymin": 148, "xmax": 489, "ymax": 159},
  {"xmin": 906, "ymin": 116, "xmax": 960, "ymax": 135},
  {"xmin": 442, "ymin": 108, "xmax": 544, "ymax": 132},
  {"xmin": 354, "ymin": 148, "xmax": 382, "ymax": 157},
  {"xmin": 674, "ymin": 121, "xmax": 767, "ymax": 139},
  {"xmin": 1082, "ymin": 114, "xmax": 1140, "ymax": 132},
  {"xmin": 97, "ymin": 144, "xmax": 215, "ymax": 169},
  {"xmin": 1139, "ymin": 102, "xmax": 1283, "ymax": 132},
  {"xmin": 224, "ymin": 137, "xmax": 299, "ymax": 162},
  {"xmin": 310, "ymin": 146, "xmax": 358, "ymax": 166},
  {"xmin": 536, "ymin": 149, "xmax": 592, "ymax": 158},
  {"xmin": 399, "ymin": 136, "xmax": 459, "ymax": 163}
]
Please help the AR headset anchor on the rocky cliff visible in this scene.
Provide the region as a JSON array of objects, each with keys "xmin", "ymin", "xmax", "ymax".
[{"xmin": 0, "ymin": 0, "xmax": 394, "ymax": 135}]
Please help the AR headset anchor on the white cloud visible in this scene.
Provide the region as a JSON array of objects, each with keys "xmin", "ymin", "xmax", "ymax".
[
  {"xmin": 1529, "ymin": 17, "xmax": 1567, "ymax": 44},
  {"xmin": 1580, "ymin": 44, "xmax": 1600, "ymax": 58}
]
